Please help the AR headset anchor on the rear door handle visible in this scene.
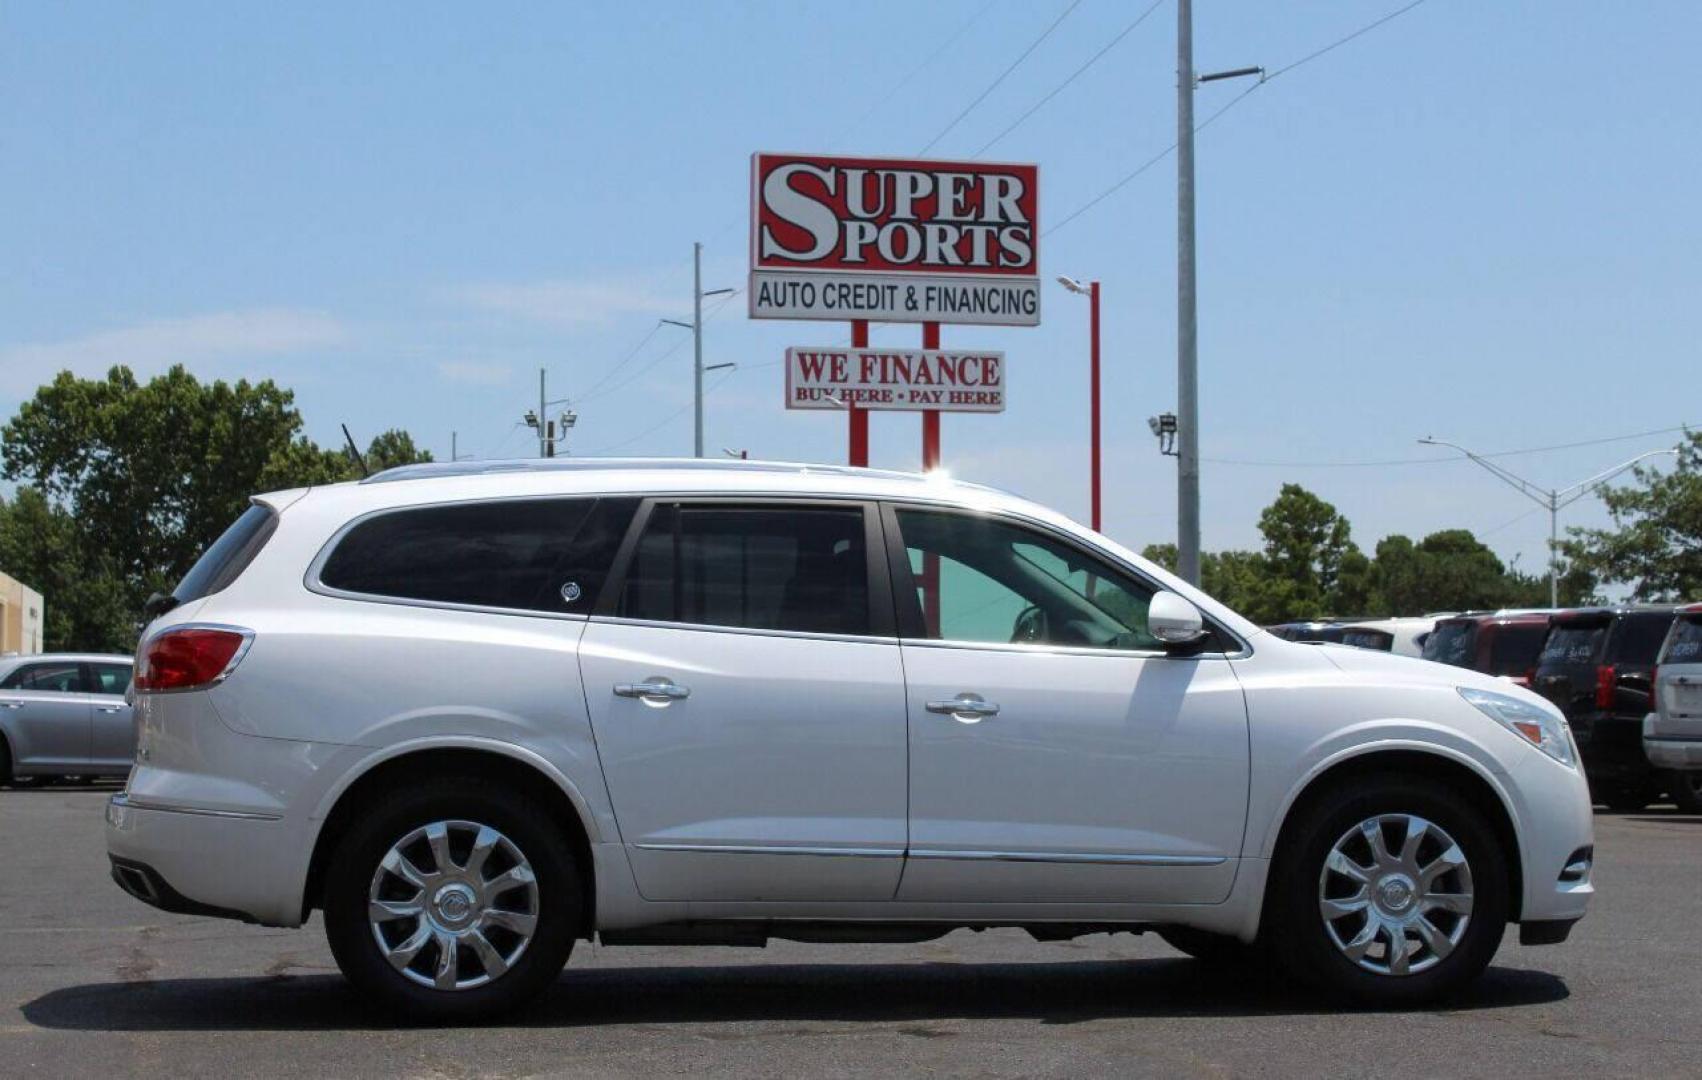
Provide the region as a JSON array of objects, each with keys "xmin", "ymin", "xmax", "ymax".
[
  {"xmin": 926, "ymin": 693, "xmax": 1000, "ymax": 722},
  {"xmin": 96, "ymin": 706, "xmax": 125, "ymax": 714},
  {"xmin": 0, "ymin": 701, "xmax": 21, "ymax": 709},
  {"xmin": 614, "ymin": 678, "xmax": 691, "ymax": 704}
]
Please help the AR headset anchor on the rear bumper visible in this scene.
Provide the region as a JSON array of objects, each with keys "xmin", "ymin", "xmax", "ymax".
[
  {"xmin": 1643, "ymin": 713, "xmax": 1702, "ymax": 770},
  {"xmin": 1644, "ymin": 737, "xmax": 1702, "ymax": 771},
  {"xmin": 105, "ymin": 794, "xmax": 304, "ymax": 926}
]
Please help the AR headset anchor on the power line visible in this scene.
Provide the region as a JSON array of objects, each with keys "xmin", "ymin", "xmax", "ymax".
[
  {"xmin": 573, "ymin": 292, "xmax": 740, "ymax": 405},
  {"xmin": 832, "ymin": 2, "xmax": 994, "ymax": 148},
  {"xmin": 575, "ymin": 322, "xmax": 664, "ymax": 402},
  {"xmin": 916, "ymin": 0, "xmax": 1083, "ymax": 156},
  {"xmin": 1265, "ymin": 0, "xmax": 1431, "ymax": 81},
  {"xmin": 1044, "ymin": 0, "xmax": 1433, "ymax": 239},
  {"xmin": 581, "ymin": 369, "xmax": 739, "ymax": 455},
  {"xmin": 1204, "ymin": 423, "xmax": 1695, "ymax": 470},
  {"xmin": 974, "ymin": 0, "xmax": 1166, "ymax": 157}
]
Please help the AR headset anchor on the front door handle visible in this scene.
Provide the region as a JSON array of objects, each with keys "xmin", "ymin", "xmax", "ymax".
[
  {"xmin": 0, "ymin": 701, "xmax": 21, "ymax": 709},
  {"xmin": 926, "ymin": 693, "xmax": 1000, "ymax": 722},
  {"xmin": 96, "ymin": 706, "xmax": 125, "ymax": 714},
  {"xmin": 614, "ymin": 678, "xmax": 691, "ymax": 705}
]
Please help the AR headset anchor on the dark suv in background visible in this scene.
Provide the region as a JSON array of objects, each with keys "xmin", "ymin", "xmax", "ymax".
[
  {"xmin": 1423, "ymin": 611, "xmax": 1553, "ymax": 688},
  {"xmin": 1531, "ymin": 606, "xmax": 1681, "ymax": 810}
]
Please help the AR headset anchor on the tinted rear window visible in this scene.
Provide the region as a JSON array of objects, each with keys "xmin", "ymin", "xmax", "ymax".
[
  {"xmin": 1665, "ymin": 617, "xmax": 1702, "ymax": 663},
  {"xmin": 1539, "ymin": 623, "xmax": 1608, "ymax": 668},
  {"xmin": 320, "ymin": 497, "xmax": 638, "ymax": 613},
  {"xmin": 1486, "ymin": 623, "xmax": 1548, "ymax": 675},
  {"xmin": 618, "ymin": 504, "xmax": 870, "ymax": 635},
  {"xmin": 174, "ymin": 503, "xmax": 277, "ymax": 605},
  {"xmin": 1422, "ymin": 622, "xmax": 1476, "ymax": 666},
  {"xmin": 1612, "ymin": 613, "xmax": 1677, "ymax": 665}
]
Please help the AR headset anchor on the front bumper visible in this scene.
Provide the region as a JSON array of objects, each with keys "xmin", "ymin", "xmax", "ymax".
[
  {"xmin": 106, "ymin": 794, "xmax": 302, "ymax": 926},
  {"xmin": 1504, "ymin": 751, "xmax": 1596, "ymax": 926}
]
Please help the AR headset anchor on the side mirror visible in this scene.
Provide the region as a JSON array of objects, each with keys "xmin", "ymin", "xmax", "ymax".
[{"xmin": 1148, "ymin": 590, "xmax": 1207, "ymax": 647}]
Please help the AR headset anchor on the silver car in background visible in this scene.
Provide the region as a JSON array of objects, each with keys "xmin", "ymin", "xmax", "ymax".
[
  {"xmin": 0, "ymin": 653, "xmax": 135, "ymax": 785},
  {"xmin": 1646, "ymin": 605, "xmax": 1702, "ymax": 812}
]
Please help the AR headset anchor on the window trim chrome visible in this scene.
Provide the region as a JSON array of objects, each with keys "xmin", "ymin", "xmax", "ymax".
[{"xmin": 633, "ymin": 842, "xmax": 904, "ymax": 859}]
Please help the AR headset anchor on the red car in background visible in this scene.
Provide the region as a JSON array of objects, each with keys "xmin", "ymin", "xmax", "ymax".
[{"xmin": 1422, "ymin": 610, "xmax": 1554, "ymax": 688}]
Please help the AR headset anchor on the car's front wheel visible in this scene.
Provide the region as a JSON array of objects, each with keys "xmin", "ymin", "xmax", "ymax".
[
  {"xmin": 1265, "ymin": 775, "xmax": 1508, "ymax": 1005},
  {"xmin": 323, "ymin": 776, "xmax": 580, "ymax": 1021}
]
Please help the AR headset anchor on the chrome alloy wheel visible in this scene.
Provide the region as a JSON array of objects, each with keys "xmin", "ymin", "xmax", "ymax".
[
  {"xmin": 367, "ymin": 820, "xmax": 540, "ymax": 991},
  {"xmin": 1317, "ymin": 814, "xmax": 1474, "ymax": 976}
]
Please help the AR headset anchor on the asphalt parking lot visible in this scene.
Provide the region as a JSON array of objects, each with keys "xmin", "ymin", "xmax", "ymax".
[{"xmin": 3, "ymin": 785, "xmax": 1698, "ymax": 1078}]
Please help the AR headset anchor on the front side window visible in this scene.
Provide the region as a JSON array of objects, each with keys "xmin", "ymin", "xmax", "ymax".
[
  {"xmin": 89, "ymin": 663, "xmax": 133, "ymax": 695},
  {"xmin": 1342, "ymin": 628, "xmax": 1394, "ymax": 651},
  {"xmin": 892, "ymin": 508, "xmax": 1164, "ymax": 651},
  {"xmin": 0, "ymin": 661, "xmax": 85, "ymax": 693},
  {"xmin": 319, "ymin": 497, "xmax": 638, "ymax": 614},
  {"xmin": 618, "ymin": 504, "xmax": 871, "ymax": 636}
]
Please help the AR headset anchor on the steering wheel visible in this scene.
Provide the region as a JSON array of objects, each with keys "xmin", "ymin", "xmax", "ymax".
[{"xmin": 1010, "ymin": 604, "xmax": 1050, "ymax": 644}]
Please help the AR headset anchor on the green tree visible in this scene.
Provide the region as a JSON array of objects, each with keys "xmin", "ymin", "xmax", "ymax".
[
  {"xmin": 1253, "ymin": 484, "xmax": 1363, "ymax": 620},
  {"xmin": 0, "ymin": 487, "xmax": 133, "ymax": 651},
  {"xmin": 2, "ymin": 365, "xmax": 432, "ymax": 649},
  {"xmin": 1559, "ymin": 430, "xmax": 1701, "ymax": 600}
]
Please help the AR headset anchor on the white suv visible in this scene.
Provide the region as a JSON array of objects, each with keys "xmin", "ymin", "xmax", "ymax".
[{"xmin": 107, "ymin": 460, "xmax": 1595, "ymax": 1020}]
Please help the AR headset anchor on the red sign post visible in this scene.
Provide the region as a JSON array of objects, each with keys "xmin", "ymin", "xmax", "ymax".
[{"xmin": 749, "ymin": 153, "xmax": 1040, "ymax": 472}]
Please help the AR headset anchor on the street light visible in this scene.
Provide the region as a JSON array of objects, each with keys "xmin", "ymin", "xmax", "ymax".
[
  {"xmin": 1417, "ymin": 437, "xmax": 1680, "ymax": 607},
  {"xmin": 1057, "ymin": 275, "xmax": 1102, "ymax": 532}
]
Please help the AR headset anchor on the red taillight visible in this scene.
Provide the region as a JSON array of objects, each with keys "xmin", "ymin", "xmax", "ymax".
[
  {"xmin": 134, "ymin": 628, "xmax": 251, "ymax": 692},
  {"xmin": 1595, "ymin": 664, "xmax": 1617, "ymax": 710}
]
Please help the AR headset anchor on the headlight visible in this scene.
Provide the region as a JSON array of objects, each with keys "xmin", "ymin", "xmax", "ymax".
[{"xmin": 1458, "ymin": 686, "xmax": 1576, "ymax": 767}]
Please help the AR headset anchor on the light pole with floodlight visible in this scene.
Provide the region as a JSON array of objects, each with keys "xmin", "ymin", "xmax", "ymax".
[
  {"xmin": 1057, "ymin": 276, "xmax": 1102, "ymax": 532},
  {"xmin": 1418, "ymin": 437, "xmax": 1680, "ymax": 606}
]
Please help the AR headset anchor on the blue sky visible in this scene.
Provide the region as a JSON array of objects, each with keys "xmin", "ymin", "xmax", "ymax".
[{"xmin": 3, "ymin": 1, "xmax": 1697, "ymax": 581}]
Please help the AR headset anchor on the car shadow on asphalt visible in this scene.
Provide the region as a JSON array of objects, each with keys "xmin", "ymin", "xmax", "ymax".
[{"xmin": 21, "ymin": 959, "xmax": 1568, "ymax": 1032}]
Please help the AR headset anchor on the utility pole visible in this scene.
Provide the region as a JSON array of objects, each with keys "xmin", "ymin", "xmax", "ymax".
[
  {"xmin": 693, "ymin": 242, "xmax": 704, "ymax": 458},
  {"xmin": 1418, "ymin": 438, "xmax": 1680, "ymax": 607},
  {"xmin": 537, "ymin": 368, "xmax": 547, "ymax": 458},
  {"xmin": 663, "ymin": 246, "xmax": 735, "ymax": 459},
  {"xmin": 1176, "ymin": 0, "xmax": 1199, "ymax": 585},
  {"xmin": 1175, "ymin": 1, "xmax": 1262, "ymax": 586},
  {"xmin": 451, "ymin": 431, "xmax": 457, "ymax": 462}
]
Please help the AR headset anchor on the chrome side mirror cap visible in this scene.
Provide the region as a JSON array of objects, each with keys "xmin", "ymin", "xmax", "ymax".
[{"xmin": 1149, "ymin": 590, "xmax": 1207, "ymax": 646}]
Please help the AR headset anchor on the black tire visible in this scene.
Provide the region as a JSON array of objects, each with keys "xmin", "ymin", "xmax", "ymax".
[
  {"xmin": 323, "ymin": 775, "xmax": 580, "ymax": 1022},
  {"xmin": 1156, "ymin": 926, "xmax": 1267, "ymax": 966},
  {"xmin": 0, "ymin": 736, "xmax": 13, "ymax": 787},
  {"xmin": 1668, "ymin": 771, "xmax": 1702, "ymax": 814},
  {"xmin": 1265, "ymin": 774, "xmax": 1509, "ymax": 1006}
]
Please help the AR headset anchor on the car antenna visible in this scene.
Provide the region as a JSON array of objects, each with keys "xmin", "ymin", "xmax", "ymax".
[{"xmin": 341, "ymin": 423, "xmax": 370, "ymax": 478}]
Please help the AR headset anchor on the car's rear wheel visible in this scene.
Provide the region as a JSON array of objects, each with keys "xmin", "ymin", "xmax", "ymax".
[
  {"xmin": 1667, "ymin": 771, "xmax": 1702, "ymax": 814},
  {"xmin": 323, "ymin": 776, "xmax": 580, "ymax": 1022},
  {"xmin": 1266, "ymin": 775, "xmax": 1508, "ymax": 1005}
]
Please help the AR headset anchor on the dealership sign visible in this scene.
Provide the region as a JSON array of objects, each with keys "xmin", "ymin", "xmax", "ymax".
[
  {"xmin": 785, "ymin": 346, "xmax": 1004, "ymax": 413},
  {"xmin": 751, "ymin": 153, "xmax": 1040, "ymax": 326}
]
